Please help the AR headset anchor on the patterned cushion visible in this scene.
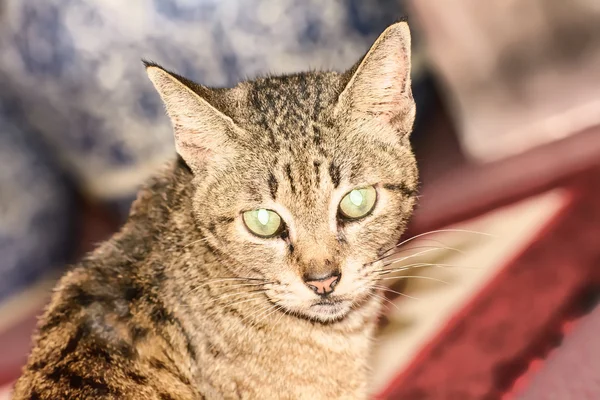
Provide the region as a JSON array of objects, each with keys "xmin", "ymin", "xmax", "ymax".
[{"xmin": 0, "ymin": 102, "xmax": 76, "ymax": 302}]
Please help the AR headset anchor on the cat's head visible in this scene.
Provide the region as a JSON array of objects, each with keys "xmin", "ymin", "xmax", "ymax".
[{"xmin": 146, "ymin": 22, "xmax": 418, "ymax": 323}]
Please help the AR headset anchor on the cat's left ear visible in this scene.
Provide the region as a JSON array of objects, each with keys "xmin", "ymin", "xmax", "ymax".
[{"xmin": 336, "ymin": 21, "xmax": 415, "ymax": 136}]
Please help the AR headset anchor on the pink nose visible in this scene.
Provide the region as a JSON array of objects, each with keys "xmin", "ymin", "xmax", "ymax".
[{"xmin": 304, "ymin": 273, "xmax": 340, "ymax": 296}]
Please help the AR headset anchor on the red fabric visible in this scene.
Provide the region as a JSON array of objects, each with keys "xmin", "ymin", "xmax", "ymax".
[
  {"xmin": 377, "ymin": 171, "xmax": 600, "ymax": 399},
  {"xmin": 506, "ymin": 302, "xmax": 600, "ymax": 400}
]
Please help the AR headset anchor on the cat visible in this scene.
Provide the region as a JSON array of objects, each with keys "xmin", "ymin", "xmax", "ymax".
[{"xmin": 12, "ymin": 21, "xmax": 418, "ymax": 399}]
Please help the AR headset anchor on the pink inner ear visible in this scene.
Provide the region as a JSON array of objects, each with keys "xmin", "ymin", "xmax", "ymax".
[{"xmin": 173, "ymin": 125, "xmax": 214, "ymax": 167}]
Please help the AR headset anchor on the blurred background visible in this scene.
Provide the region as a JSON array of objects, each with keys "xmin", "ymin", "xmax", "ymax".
[{"xmin": 1, "ymin": 0, "xmax": 599, "ymax": 399}]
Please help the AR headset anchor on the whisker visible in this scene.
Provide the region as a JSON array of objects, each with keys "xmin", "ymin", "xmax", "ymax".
[
  {"xmin": 218, "ymin": 294, "xmax": 267, "ymax": 309},
  {"xmin": 186, "ymin": 282, "xmax": 269, "ymax": 299},
  {"xmin": 182, "ymin": 290, "xmax": 267, "ymax": 311},
  {"xmin": 273, "ymin": 303, "xmax": 290, "ymax": 326},
  {"xmin": 377, "ymin": 275, "xmax": 450, "ymax": 284},
  {"xmin": 394, "ymin": 243, "xmax": 465, "ymax": 257},
  {"xmin": 216, "ymin": 282, "xmax": 270, "ymax": 289},
  {"xmin": 377, "ymin": 262, "xmax": 479, "ymax": 274},
  {"xmin": 367, "ymin": 228, "xmax": 490, "ymax": 268},
  {"xmin": 255, "ymin": 304, "xmax": 284, "ymax": 327},
  {"xmin": 395, "ymin": 228, "xmax": 494, "ymax": 249},
  {"xmin": 373, "ymin": 285, "xmax": 419, "ymax": 300},
  {"xmin": 371, "ymin": 292, "xmax": 401, "ymax": 312},
  {"xmin": 183, "ymin": 237, "xmax": 210, "ymax": 248},
  {"xmin": 240, "ymin": 303, "xmax": 274, "ymax": 327},
  {"xmin": 410, "ymin": 238, "xmax": 465, "ymax": 252},
  {"xmin": 184, "ymin": 278, "xmax": 270, "ymax": 297},
  {"xmin": 382, "ymin": 237, "xmax": 460, "ymax": 260},
  {"xmin": 214, "ymin": 288, "xmax": 268, "ymax": 302},
  {"xmin": 247, "ymin": 303, "xmax": 279, "ymax": 328},
  {"xmin": 374, "ymin": 238, "xmax": 466, "ymax": 264},
  {"xmin": 374, "ymin": 228, "xmax": 493, "ymax": 263},
  {"xmin": 199, "ymin": 277, "xmax": 268, "ymax": 285},
  {"xmin": 376, "ymin": 261, "xmax": 439, "ymax": 274},
  {"xmin": 375, "ymin": 247, "xmax": 455, "ymax": 268}
]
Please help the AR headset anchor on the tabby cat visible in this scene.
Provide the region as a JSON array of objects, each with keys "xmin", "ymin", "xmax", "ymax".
[{"xmin": 13, "ymin": 21, "xmax": 418, "ymax": 399}]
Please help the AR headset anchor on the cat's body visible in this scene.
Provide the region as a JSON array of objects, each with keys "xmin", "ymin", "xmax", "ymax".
[
  {"xmin": 13, "ymin": 161, "xmax": 379, "ymax": 399},
  {"xmin": 13, "ymin": 22, "xmax": 418, "ymax": 399}
]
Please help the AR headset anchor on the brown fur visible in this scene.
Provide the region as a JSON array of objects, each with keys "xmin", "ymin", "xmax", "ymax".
[{"xmin": 13, "ymin": 22, "xmax": 418, "ymax": 399}]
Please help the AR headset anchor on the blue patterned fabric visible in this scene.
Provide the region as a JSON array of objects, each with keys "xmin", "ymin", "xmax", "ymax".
[
  {"xmin": 0, "ymin": 0, "xmax": 431, "ymax": 301},
  {"xmin": 0, "ymin": 99, "xmax": 76, "ymax": 301}
]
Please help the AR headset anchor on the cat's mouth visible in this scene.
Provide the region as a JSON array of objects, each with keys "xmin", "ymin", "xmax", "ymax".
[{"xmin": 309, "ymin": 298, "xmax": 351, "ymax": 319}]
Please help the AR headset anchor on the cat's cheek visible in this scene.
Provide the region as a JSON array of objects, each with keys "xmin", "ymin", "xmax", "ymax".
[
  {"xmin": 373, "ymin": 187, "xmax": 392, "ymax": 217},
  {"xmin": 288, "ymin": 280, "xmax": 317, "ymax": 303},
  {"xmin": 335, "ymin": 258, "xmax": 371, "ymax": 297},
  {"xmin": 267, "ymin": 270, "xmax": 315, "ymax": 304}
]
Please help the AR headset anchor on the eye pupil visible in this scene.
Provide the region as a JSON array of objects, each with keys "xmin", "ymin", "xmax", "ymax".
[
  {"xmin": 349, "ymin": 190, "xmax": 363, "ymax": 206},
  {"xmin": 257, "ymin": 209, "xmax": 270, "ymax": 225}
]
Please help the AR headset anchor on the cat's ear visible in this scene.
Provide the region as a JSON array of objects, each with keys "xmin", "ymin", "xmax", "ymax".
[
  {"xmin": 145, "ymin": 62, "xmax": 241, "ymax": 172},
  {"xmin": 336, "ymin": 21, "xmax": 415, "ymax": 136}
]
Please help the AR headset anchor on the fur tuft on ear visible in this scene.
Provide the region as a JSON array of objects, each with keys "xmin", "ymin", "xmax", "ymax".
[
  {"xmin": 337, "ymin": 22, "xmax": 415, "ymax": 136},
  {"xmin": 145, "ymin": 64, "xmax": 242, "ymax": 173}
]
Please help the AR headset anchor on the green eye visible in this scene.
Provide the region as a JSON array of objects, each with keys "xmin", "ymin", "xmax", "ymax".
[
  {"xmin": 242, "ymin": 209, "xmax": 283, "ymax": 238},
  {"xmin": 338, "ymin": 186, "xmax": 377, "ymax": 220}
]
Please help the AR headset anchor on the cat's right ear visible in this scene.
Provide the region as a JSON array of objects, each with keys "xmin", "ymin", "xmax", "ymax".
[{"xmin": 145, "ymin": 62, "xmax": 241, "ymax": 173}]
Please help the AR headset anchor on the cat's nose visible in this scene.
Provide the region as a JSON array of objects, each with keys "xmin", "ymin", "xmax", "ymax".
[{"xmin": 304, "ymin": 273, "xmax": 341, "ymax": 297}]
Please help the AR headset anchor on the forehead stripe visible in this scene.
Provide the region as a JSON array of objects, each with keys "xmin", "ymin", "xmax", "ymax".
[
  {"xmin": 268, "ymin": 173, "xmax": 279, "ymax": 200},
  {"xmin": 329, "ymin": 161, "xmax": 341, "ymax": 188}
]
